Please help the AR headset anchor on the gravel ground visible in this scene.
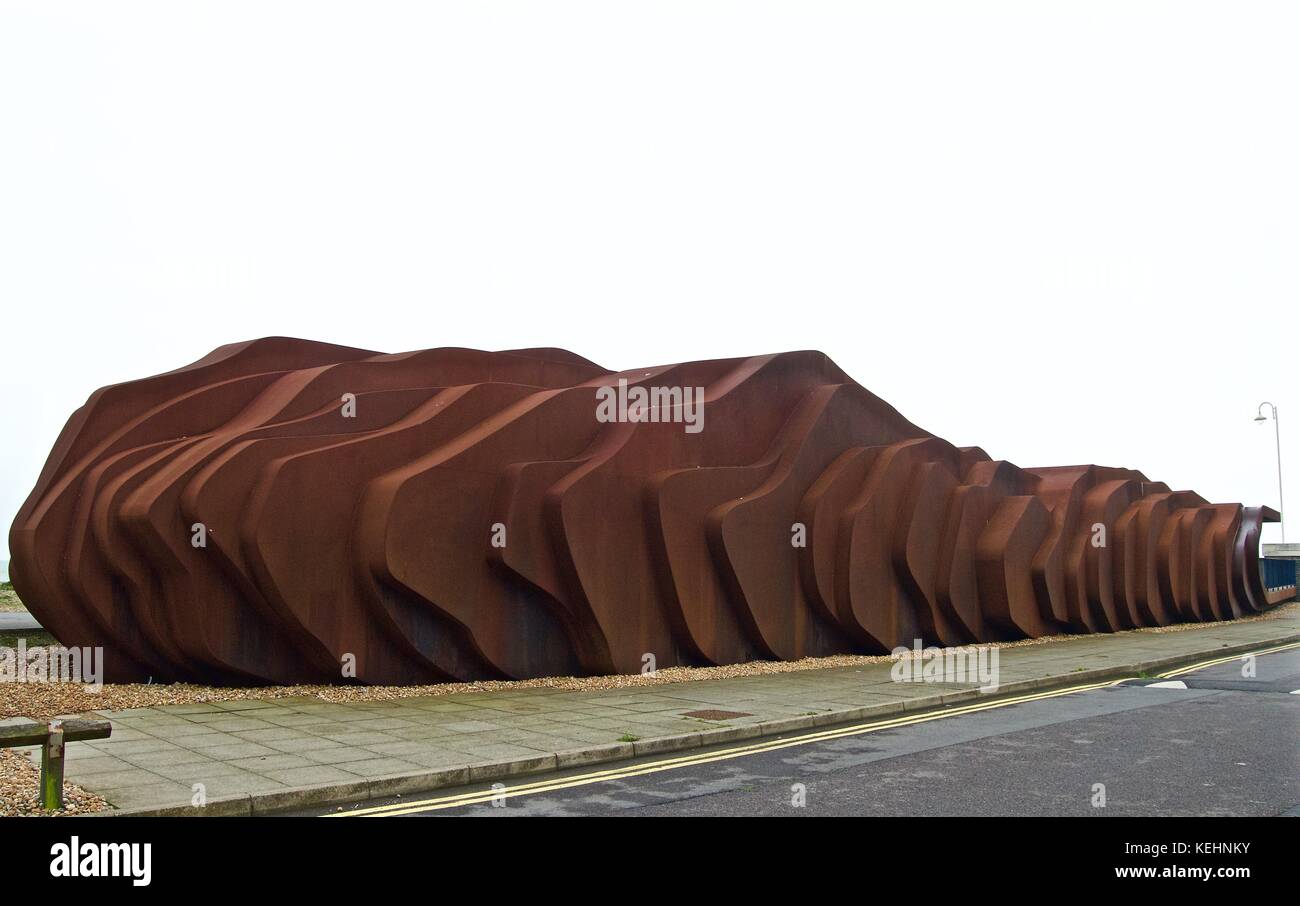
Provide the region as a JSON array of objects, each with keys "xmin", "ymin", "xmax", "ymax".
[
  {"xmin": 0, "ymin": 748, "xmax": 109, "ymax": 817},
  {"xmin": 0, "ymin": 601, "xmax": 1292, "ymax": 722}
]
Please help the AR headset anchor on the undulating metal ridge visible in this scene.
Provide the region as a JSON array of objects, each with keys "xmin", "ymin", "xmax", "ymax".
[{"xmin": 9, "ymin": 337, "xmax": 1284, "ymax": 684}]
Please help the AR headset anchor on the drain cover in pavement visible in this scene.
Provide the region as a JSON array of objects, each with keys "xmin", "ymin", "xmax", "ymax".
[{"xmin": 681, "ymin": 709, "xmax": 753, "ymax": 721}]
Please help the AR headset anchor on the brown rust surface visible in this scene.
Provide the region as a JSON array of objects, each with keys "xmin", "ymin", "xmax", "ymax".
[{"xmin": 8, "ymin": 338, "xmax": 1281, "ymax": 684}]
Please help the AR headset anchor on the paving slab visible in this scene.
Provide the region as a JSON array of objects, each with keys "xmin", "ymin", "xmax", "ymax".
[{"xmin": 17, "ymin": 607, "xmax": 1296, "ymax": 816}]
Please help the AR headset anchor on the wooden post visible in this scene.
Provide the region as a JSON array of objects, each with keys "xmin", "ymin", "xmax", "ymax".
[
  {"xmin": 1, "ymin": 716, "xmax": 111, "ymax": 809},
  {"xmin": 41, "ymin": 720, "xmax": 65, "ymax": 810}
]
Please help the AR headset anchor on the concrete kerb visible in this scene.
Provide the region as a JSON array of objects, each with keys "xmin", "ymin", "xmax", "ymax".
[
  {"xmin": 555, "ymin": 741, "xmax": 634, "ymax": 768},
  {"xmin": 92, "ymin": 630, "xmax": 1300, "ymax": 817}
]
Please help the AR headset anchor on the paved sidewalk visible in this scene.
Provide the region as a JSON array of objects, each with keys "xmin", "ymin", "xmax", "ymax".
[{"xmin": 21, "ymin": 611, "xmax": 1300, "ymax": 815}]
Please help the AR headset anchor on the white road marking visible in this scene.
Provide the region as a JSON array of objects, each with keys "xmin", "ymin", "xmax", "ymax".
[{"xmin": 1145, "ymin": 680, "xmax": 1189, "ymax": 689}]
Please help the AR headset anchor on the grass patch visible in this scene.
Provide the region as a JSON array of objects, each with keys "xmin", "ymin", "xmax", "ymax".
[
  {"xmin": 0, "ymin": 629, "xmax": 58, "ymax": 649},
  {"xmin": 616, "ymin": 733, "xmax": 640, "ymax": 743},
  {"xmin": 0, "ymin": 582, "xmax": 27, "ymax": 613}
]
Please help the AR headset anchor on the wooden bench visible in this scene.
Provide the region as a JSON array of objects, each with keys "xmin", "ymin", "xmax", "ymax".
[{"xmin": 0, "ymin": 717, "xmax": 112, "ymax": 810}]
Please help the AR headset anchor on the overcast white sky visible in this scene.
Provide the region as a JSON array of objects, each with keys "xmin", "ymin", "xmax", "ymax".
[{"xmin": 1, "ymin": 1, "xmax": 1296, "ymax": 566}]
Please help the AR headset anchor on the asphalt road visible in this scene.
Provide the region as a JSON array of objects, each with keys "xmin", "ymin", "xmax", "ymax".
[
  {"xmin": 321, "ymin": 646, "xmax": 1300, "ymax": 818},
  {"xmin": 0, "ymin": 612, "xmax": 41, "ymax": 631}
]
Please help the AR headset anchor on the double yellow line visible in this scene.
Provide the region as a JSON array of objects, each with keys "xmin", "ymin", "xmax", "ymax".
[
  {"xmin": 326, "ymin": 640, "xmax": 1300, "ymax": 817},
  {"xmin": 1154, "ymin": 640, "xmax": 1298, "ymax": 679}
]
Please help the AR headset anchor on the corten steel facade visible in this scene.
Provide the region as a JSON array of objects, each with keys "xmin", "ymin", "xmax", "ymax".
[{"xmin": 8, "ymin": 338, "xmax": 1287, "ymax": 685}]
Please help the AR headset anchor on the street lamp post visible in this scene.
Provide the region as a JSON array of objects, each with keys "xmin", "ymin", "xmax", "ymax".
[{"xmin": 1254, "ymin": 402, "xmax": 1285, "ymax": 542}]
